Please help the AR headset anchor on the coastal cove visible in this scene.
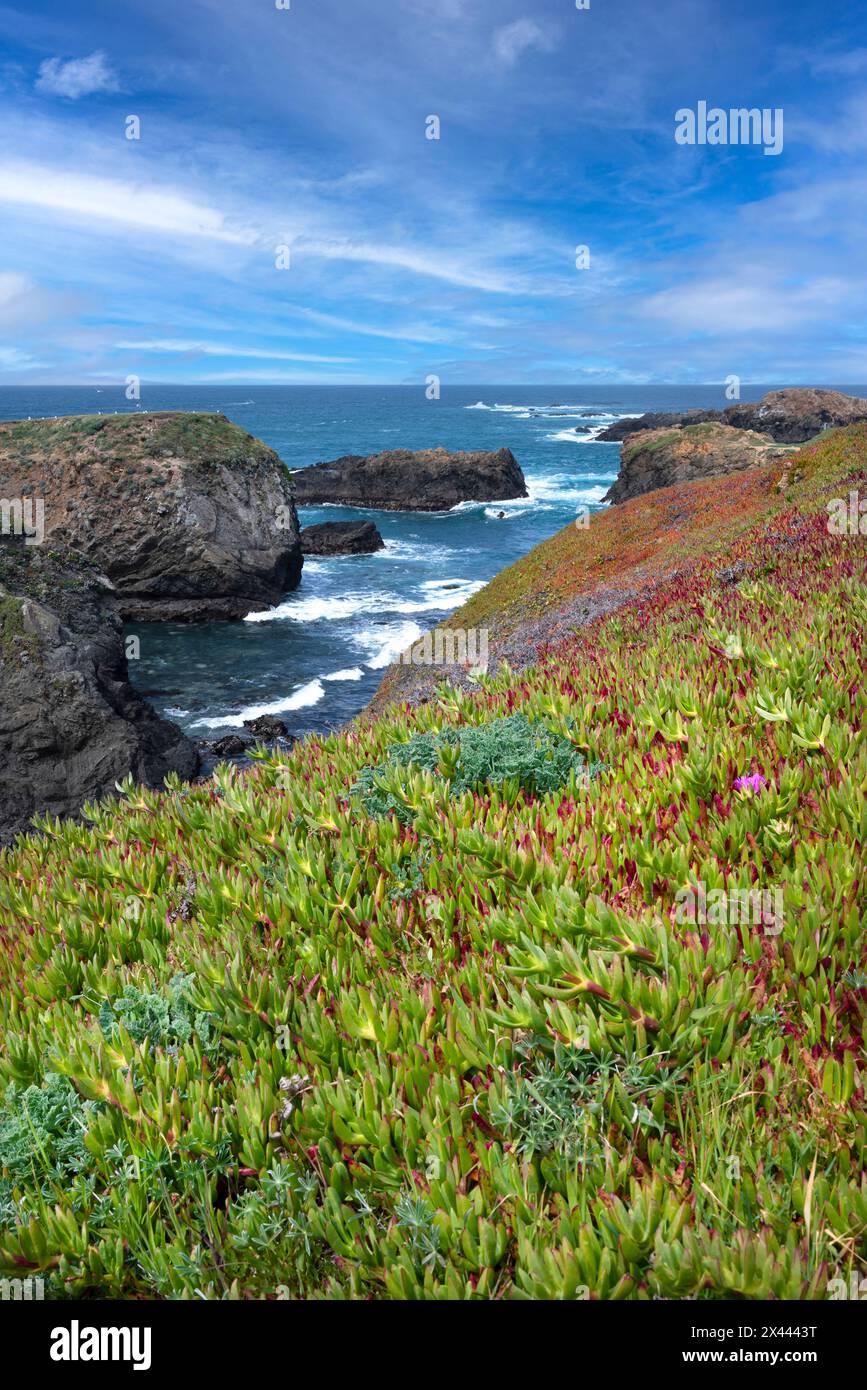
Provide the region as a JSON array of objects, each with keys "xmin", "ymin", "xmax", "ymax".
[{"xmin": 1, "ymin": 381, "xmax": 864, "ymax": 739}]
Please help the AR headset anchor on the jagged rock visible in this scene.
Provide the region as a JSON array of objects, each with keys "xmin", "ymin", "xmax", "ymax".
[
  {"xmin": 0, "ymin": 537, "xmax": 198, "ymax": 841},
  {"xmin": 0, "ymin": 412, "xmax": 302, "ymax": 621},
  {"xmin": 723, "ymin": 388, "xmax": 867, "ymax": 442},
  {"xmin": 243, "ymin": 715, "xmax": 291, "ymax": 739},
  {"xmin": 210, "ymin": 734, "xmax": 249, "ymax": 757},
  {"xmin": 291, "ymin": 446, "xmax": 527, "ymax": 511},
  {"xmin": 300, "ymin": 520, "xmax": 385, "ymax": 555},
  {"xmin": 597, "ymin": 410, "xmax": 721, "ymax": 442},
  {"xmin": 603, "ymin": 423, "xmax": 790, "ymax": 504},
  {"xmin": 597, "ymin": 389, "xmax": 867, "ymax": 445}
]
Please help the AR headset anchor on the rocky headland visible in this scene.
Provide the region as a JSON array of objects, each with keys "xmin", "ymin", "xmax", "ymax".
[
  {"xmin": 291, "ymin": 446, "xmax": 527, "ymax": 511},
  {"xmin": 603, "ymin": 422, "xmax": 792, "ymax": 504},
  {"xmin": 596, "ymin": 387, "xmax": 867, "ymax": 443},
  {"xmin": 0, "ymin": 412, "xmax": 303, "ymax": 621},
  {"xmin": 0, "ymin": 537, "xmax": 198, "ymax": 841}
]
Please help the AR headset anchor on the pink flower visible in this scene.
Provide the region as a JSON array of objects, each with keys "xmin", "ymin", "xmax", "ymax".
[{"xmin": 734, "ymin": 773, "xmax": 768, "ymax": 793}]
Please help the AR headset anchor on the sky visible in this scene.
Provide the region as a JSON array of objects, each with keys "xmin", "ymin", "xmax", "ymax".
[{"xmin": 0, "ymin": 0, "xmax": 865, "ymax": 385}]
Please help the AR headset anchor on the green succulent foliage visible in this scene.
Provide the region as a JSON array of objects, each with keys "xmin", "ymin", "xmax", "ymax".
[
  {"xmin": 0, "ymin": 427, "xmax": 864, "ymax": 1300},
  {"xmin": 354, "ymin": 713, "xmax": 604, "ymax": 823},
  {"xmin": 0, "ymin": 1073, "xmax": 94, "ymax": 1203},
  {"xmin": 98, "ymin": 974, "xmax": 214, "ymax": 1053}
]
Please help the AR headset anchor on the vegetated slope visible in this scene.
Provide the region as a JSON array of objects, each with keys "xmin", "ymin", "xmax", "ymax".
[
  {"xmin": 371, "ymin": 424, "xmax": 864, "ymax": 713},
  {"xmin": 0, "ymin": 428, "xmax": 864, "ymax": 1300}
]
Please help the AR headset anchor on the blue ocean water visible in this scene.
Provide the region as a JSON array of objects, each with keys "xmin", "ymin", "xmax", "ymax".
[{"xmin": 1, "ymin": 382, "xmax": 859, "ymax": 737}]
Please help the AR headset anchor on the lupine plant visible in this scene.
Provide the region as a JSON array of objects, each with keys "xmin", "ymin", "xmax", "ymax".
[{"xmin": 0, "ymin": 426, "xmax": 864, "ymax": 1299}]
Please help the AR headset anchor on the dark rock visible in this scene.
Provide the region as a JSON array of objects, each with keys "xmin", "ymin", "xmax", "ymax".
[
  {"xmin": 597, "ymin": 409, "xmax": 721, "ymax": 442},
  {"xmin": 723, "ymin": 388, "xmax": 867, "ymax": 442},
  {"xmin": 243, "ymin": 715, "xmax": 292, "ymax": 739},
  {"xmin": 0, "ymin": 412, "xmax": 303, "ymax": 622},
  {"xmin": 300, "ymin": 520, "xmax": 385, "ymax": 555},
  {"xmin": 596, "ymin": 389, "xmax": 867, "ymax": 446},
  {"xmin": 291, "ymin": 446, "xmax": 527, "ymax": 511},
  {"xmin": 0, "ymin": 536, "xmax": 198, "ymax": 842},
  {"xmin": 210, "ymin": 734, "xmax": 249, "ymax": 756}
]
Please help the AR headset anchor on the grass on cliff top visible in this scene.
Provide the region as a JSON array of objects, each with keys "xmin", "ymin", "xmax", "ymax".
[
  {"xmin": 0, "ymin": 427, "xmax": 864, "ymax": 1300},
  {"xmin": 0, "ymin": 412, "xmax": 279, "ymax": 474}
]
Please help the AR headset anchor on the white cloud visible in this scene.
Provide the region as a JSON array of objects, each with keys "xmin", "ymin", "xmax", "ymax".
[
  {"xmin": 297, "ymin": 307, "xmax": 451, "ymax": 343},
  {"xmin": 0, "ymin": 346, "xmax": 48, "ymax": 370},
  {"xmin": 492, "ymin": 20, "xmax": 555, "ymax": 69},
  {"xmin": 641, "ymin": 276, "xmax": 851, "ymax": 334},
  {"xmin": 300, "ymin": 236, "xmax": 513, "ymax": 293},
  {"xmin": 114, "ymin": 339, "xmax": 353, "ymax": 363},
  {"xmin": 0, "ymin": 162, "xmax": 258, "ymax": 243},
  {"xmin": 0, "ymin": 270, "xmax": 80, "ymax": 331},
  {"xmin": 36, "ymin": 51, "xmax": 118, "ymax": 100}
]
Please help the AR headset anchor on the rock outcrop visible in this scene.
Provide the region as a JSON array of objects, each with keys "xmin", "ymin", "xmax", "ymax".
[
  {"xmin": 723, "ymin": 388, "xmax": 867, "ymax": 442},
  {"xmin": 291, "ymin": 447, "xmax": 527, "ymax": 511},
  {"xmin": 0, "ymin": 412, "xmax": 303, "ymax": 621},
  {"xmin": 597, "ymin": 409, "xmax": 721, "ymax": 442},
  {"xmin": 300, "ymin": 520, "xmax": 385, "ymax": 555},
  {"xmin": 603, "ymin": 423, "xmax": 791, "ymax": 504},
  {"xmin": 0, "ymin": 537, "xmax": 198, "ymax": 842},
  {"xmin": 597, "ymin": 388, "xmax": 867, "ymax": 445}
]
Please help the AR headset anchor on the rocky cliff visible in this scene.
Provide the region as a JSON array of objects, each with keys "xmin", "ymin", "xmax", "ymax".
[
  {"xmin": 603, "ymin": 422, "xmax": 791, "ymax": 504},
  {"xmin": 0, "ymin": 537, "xmax": 198, "ymax": 841},
  {"xmin": 723, "ymin": 387, "xmax": 867, "ymax": 441},
  {"xmin": 0, "ymin": 412, "xmax": 302, "ymax": 621},
  {"xmin": 597, "ymin": 387, "xmax": 867, "ymax": 444},
  {"xmin": 291, "ymin": 446, "xmax": 527, "ymax": 511}
]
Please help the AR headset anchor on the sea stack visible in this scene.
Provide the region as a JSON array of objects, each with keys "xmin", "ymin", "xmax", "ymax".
[{"xmin": 291, "ymin": 446, "xmax": 528, "ymax": 511}]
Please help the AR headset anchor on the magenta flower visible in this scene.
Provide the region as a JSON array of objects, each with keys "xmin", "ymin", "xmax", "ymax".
[{"xmin": 734, "ymin": 773, "xmax": 768, "ymax": 793}]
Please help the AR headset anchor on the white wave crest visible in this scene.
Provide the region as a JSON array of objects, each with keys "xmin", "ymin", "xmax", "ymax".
[{"xmin": 192, "ymin": 678, "xmax": 325, "ymax": 729}]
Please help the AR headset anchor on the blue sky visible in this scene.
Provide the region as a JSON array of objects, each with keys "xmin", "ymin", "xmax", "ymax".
[{"xmin": 0, "ymin": 0, "xmax": 864, "ymax": 385}]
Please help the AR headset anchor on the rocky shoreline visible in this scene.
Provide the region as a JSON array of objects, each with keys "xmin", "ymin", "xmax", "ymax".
[
  {"xmin": 597, "ymin": 387, "xmax": 867, "ymax": 444},
  {"xmin": 0, "ymin": 537, "xmax": 199, "ymax": 843},
  {"xmin": 1, "ymin": 391, "xmax": 861, "ymax": 841}
]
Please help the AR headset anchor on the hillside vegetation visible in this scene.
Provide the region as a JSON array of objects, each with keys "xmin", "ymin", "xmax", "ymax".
[{"xmin": 0, "ymin": 426, "xmax": 864, "ymax": 1300}]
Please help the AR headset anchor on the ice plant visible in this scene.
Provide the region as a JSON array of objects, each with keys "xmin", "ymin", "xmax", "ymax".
[
  {"xmin": 734, "ymin": 772, "xmax": 768, "ymax": 793},
  {"xmin": 0, "ymin": 424, "xmax": 863, "ymax": 1300}
]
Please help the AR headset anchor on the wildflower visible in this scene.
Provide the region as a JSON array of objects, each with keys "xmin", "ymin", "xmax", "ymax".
[{"xmin": 734, "ymin": 772, "xmax": 768, "ymax": 793}]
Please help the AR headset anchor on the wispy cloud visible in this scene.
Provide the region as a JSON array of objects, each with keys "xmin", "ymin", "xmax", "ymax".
[
  {"xmin": 492, "ymin": 20, "xmax": 555, "ymax": 69},
  {"xmin": 114, "ymin": 339, "xmax": 354, "ymax": 363},
  {"xmin": 35, "ymin": 51, "xmax": 118, "ymax": 99},
  {"xmin": 0, "ymin": 162, "xmax": 258, "ymax": 243}
]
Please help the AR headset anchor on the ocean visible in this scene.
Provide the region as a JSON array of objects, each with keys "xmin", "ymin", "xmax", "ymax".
[{"xmin": 1, "ymin": 382, "xmax": 856, "ymax": 738}]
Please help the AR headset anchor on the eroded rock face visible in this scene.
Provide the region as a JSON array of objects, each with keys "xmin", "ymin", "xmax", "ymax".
[
  {"xmin": 0, "ymin": 538, "xmax": 198, "ymax": 841},
  {"xmin": 291, "ymin": 447, "xmax": 527, "ymax": 511},
  {"xmin": 603, "ymin": 423, "xmax": 790, "ymax": 504},
  {"xmin": 723, "ymin": 388, "xmax": 867, "ymax": 442},
  {"xmin": 300, "ymin": 520, "xmax": 385, "ymax": 555},
  {"xmin": 597, "ymin": 389, "xmax": 867, "ymax": 445},
  {"xmin": 0, "ymin": 413, "xmax": 303, "ymax": 621}
]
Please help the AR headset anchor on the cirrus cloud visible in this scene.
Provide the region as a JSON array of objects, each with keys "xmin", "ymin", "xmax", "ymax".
[{"xmin": 35, "ymin": 51, "xmax": 118, "ymax": 100}]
